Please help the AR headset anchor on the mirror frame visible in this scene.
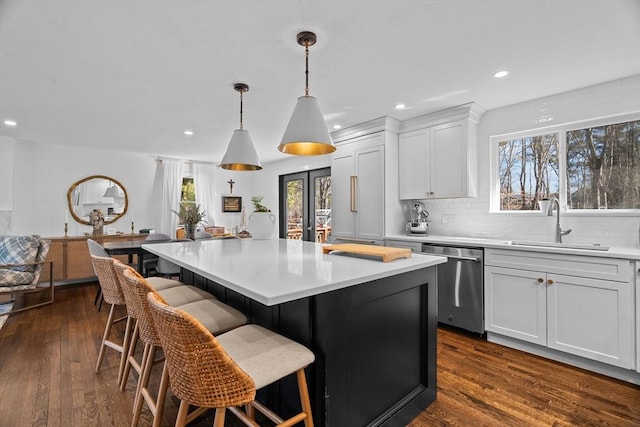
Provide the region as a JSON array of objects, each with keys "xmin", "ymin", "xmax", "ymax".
[{"xmin": 67, "ymin": 175, "xmax": 128, "ymax": 226}]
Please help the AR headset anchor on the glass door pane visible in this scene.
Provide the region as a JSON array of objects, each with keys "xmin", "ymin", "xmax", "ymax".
[
  {"xmin": 285, "ymin": 175, "xmax": 305, "ymax": 240},
  {"xmin": 279, "ymin": 168, "xmax": 331, "ymax": 242},
  {"xmin": 311, "ymin": 170, "xmax": 332, "ymax": 243}
]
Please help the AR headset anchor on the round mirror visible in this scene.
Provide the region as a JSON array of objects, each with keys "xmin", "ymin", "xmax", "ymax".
[{"xmin": 67, "ymin": 175, "xmax": 128, "ymax": 226}]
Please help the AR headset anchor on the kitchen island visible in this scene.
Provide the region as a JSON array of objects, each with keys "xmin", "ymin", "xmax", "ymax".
[{"xmin": 144, "ymin": 238, "xmax": 446, "ymax": 426}]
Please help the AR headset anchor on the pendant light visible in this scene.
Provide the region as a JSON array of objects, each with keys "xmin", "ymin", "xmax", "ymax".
[
  {"xmin": 278, "ymin": 31, "xmax": 335, "ymax": 156},
  {"xmin": 219, "ymin": 83, "xmax": 262, "ymax": 171},
  {"xmin": 103, "ymin": 181, "xmax": 123, "ymax": 198}
]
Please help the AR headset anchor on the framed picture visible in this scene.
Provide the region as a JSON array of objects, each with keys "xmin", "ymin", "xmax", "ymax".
[{"xmin": 222, "ymin": 196, "xmax": 242, "ymax": 213}]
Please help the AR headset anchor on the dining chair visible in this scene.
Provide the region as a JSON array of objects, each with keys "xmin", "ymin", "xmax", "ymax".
[
  {"xmin": 141, "ymin": 233, "xmax": 172, "ymax": 276},
  {"xmin": 147, "ymin": 291, "xmax": 315, "ymax": 427},
  {"xmin": 87, "ymin": 238, "xmax": 111, "ymax": 310},
  {"xmin": 119, "ymin": 264, "xmax": 247, "ymax": 427}
]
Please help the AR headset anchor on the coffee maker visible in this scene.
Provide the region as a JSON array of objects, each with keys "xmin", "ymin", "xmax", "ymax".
[{"xmin": 406, "ymin": 201, "xmax": 429, "ymax": 234}]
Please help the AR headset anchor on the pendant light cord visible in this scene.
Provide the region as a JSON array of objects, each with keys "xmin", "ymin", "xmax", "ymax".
[
  {"xmin": 305, "ymin": 41, "xmax": 310, "ymax": 97},
  {"xmin": 239, "ymin": 89, "xmax": 244, "ymax": 129}
]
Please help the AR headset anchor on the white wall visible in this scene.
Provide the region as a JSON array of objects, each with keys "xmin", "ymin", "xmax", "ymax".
[
  {"xmin": 420, "ymin": 75, "xmax": 640, "ymax": 247},
  {"xmin": 10, "ymin": 141, "xmax": 157, "ymax": 237},
  {"xmin": 0, "ymin": 137, "xmax": 16, "ymax": 234}
]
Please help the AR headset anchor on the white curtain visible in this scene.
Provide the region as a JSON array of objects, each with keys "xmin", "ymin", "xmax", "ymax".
[
  {"xmin": 159, "ymin": 159, "xmax": 184, "ymax": 238},
  {"xmin": 193, "ymin": 163, "xmax": 215, "ymax": 226}
]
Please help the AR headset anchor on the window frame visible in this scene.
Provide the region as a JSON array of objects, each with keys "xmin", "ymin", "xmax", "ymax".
[{"xmin": 490, "ymin": 111, "xmax": 640, "ymax": 216}]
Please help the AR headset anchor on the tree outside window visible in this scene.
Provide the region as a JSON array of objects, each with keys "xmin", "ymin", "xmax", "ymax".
[
  {"xmin": 566, "ymin": 120, "xmax": 640, "ymax": 209},
  {"xmin": 179, "ymin": 177, "xmax": 196, "ymax": 218},
  {"xmin": 498, "ymin": 133, "xmax": 559, "ymax": 210},
  {"xmin": 495, "ymin": 117, "xmax": 640, "ymax": 212}
]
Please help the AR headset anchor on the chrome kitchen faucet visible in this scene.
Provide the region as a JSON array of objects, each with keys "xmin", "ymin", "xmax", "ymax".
[{"xmin": 549, "ymin": 198, "xmax": 572, "ymax": 243}]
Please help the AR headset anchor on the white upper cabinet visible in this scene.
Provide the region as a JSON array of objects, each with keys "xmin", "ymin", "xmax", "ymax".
[{"xmin": 398, "ymin": 102, "xmax": 484, "ymax": 200}]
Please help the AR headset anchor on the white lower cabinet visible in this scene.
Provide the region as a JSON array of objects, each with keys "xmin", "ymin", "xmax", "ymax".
[{"xmin": 485, "ymin": 249, "xmax": 635, "ymax": 369}]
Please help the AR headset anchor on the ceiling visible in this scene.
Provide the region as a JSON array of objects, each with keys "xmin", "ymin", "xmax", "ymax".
[{"xmin": 1, "ymin": 0, "xmax": 639, "ymax": 165}]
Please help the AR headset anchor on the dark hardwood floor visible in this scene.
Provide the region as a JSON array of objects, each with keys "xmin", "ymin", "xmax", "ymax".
[{"xmin": 1, "ymin": 284, "xmax": 639, "ymax": 426}]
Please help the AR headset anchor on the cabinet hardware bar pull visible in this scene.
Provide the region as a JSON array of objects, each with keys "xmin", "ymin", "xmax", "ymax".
[
  {"xmin": 350, "ymin": 176, "xmax": 357, "ymax": 212},
  {"xmin": 547, "ymin": 279, "xmax": 554, "ymax": 285},
  {"xmin": 537, "ymin": 278, "xmax": 544, "ymax": 283}
]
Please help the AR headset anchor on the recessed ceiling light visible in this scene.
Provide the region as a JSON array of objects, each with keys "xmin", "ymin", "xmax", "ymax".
[
  {"xmin": 332, "ymin": 124, "xmax": 342, "ymax": 130},
  {"xmin": 184, "ymin": 130, "xmax": 194, "ymax": 136},
  {"xmin": 493, "ymin": 70, "xmax": 509, "ymax": 79},
  {"xmin": 395, "ymin": 104, "xmax": 406, "ymax": 110},
  {"xmin": 4, "ymin": 119, "xmax": 17, "ymax": 127}
]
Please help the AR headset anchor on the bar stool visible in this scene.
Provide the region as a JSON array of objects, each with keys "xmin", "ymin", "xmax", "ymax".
[
  {"xmin": 112, "ymin": 258, "xmax": 215, "ymax": 392},
  {"xmin": 91, "ymin": 251, "xmax": 215, "ymax": 382},
  {"xmin": 91, "ymin": 254, "xmax": 177, "ymax": 379},
  {"xmin": 120, "ymin": 265, "xmax": 247, "ymax": 427},
  {"xmin": 147, "ymin": 291, "xmax": 315, "ymax": 427},
  {"xmin": 90, "ymin": 252, "xmax": 131, "ymax": 383}
]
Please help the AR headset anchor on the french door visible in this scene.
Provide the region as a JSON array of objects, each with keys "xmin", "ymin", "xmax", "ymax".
[{"xmin": 279, "ymin": 167, "xmax": 331, "ymax": 242}]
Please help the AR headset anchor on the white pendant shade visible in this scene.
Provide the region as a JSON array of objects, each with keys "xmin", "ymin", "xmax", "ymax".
[
  {"xmin": 220, "ymin": 129, "xmax": 262, "ymax": 171},
  {"xmin": 103, "ymin": 184, "xmax": 123, "ymax": 198},
  {"xmin": 278, "ymin": 95, "xmax": 335, "ymax": 155}
]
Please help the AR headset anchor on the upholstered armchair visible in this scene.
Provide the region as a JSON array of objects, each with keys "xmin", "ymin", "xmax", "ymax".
[{"xmin": 0, "ymin": 235, "xmax": 54, "ymax": 315}]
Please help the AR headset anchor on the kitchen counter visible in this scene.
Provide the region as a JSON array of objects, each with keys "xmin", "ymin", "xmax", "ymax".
[
  {"xmin": 386, "ymin": 234, "xmax": 640, "ymax": 260},
  {"xmin": 143, "ymin": 238, "xmax": 445, "ymax": 305},
  {"xmin": 144, "ymin": 238, "xmax": 445, "ymax": 426}
]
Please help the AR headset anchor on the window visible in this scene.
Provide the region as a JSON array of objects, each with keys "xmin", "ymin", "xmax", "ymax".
[
  {"xmin": 174, "ymin": 177, "xmax": 196, "ymax": 226},
  {"xmin": 566, "ymin": 121, "xmax": 640, "ymax": 209},
  {"xmin": 497, "ymin": 132, "xmax": 559, "ymax": 210},
  {"xmin": 492, "ymin": 115, "xmax": 640, "ymax": 213},
  {"xmin": 180, "ymin": 177, "xmax": 195, "ymax": 209}
]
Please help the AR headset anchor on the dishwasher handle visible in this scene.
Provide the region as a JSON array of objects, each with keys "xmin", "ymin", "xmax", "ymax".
[
  {"xmin": 421, "ymin": 245, "xmax": 482, "ymax": 262},
  {"xmin": 444, "ymin": 254, "xmax": 481, "ymax": 262}
]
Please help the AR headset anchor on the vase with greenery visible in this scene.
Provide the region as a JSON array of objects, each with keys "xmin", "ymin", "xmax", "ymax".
[
  {"xmin": 172, "ymin": 204, "xmax": 207, "ymax": 240},
  {"xmin": 250, "ymin": 195, "xmax": 271, "ymax": 212},
  {"xmin": 249, "ymin": 196, "xmax": 275, "ymax": 239}
]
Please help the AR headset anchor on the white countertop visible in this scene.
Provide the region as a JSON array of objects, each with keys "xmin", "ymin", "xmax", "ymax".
[
  {"xmin": 143, "ymin": 238, "xmax": 446, "ymax": 306},
  {"xmin": 386, "ymin": 234, "xmax": 640, "ymax": 260}
]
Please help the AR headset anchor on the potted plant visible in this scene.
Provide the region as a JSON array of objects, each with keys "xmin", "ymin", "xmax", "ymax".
[
  {"xmin": 250, "ymin": 196, "xmax": 271, "ymax": 213},
  {"xmin": 249, "ymin": 196, "xmax": 276, "ymax": 239},
  {"xmin": 173, "ymin": 204, "xmax": 207, "ymax": 240}
]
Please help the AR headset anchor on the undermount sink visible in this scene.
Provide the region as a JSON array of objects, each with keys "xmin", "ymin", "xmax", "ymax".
[{"xmin": 507, "ymin": 240, "xmax": 610, "ymax": 251}]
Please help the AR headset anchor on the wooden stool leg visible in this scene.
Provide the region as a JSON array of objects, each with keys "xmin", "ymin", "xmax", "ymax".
[
  {"xmin": 120, "ymin": 322, "xmax": 139, "ymax": 391},
  {"xmin": 245, "ymin": 402, "xmax": 255, "ymax": 420},
  {"xmin": 213, "ymin": 408, "xmax": 226, "ymax": 427},
  {"xmin": 95, "ymin": 303, "xmax": 116, "ymax": 373},
  {"xmin": 133, "ymin": 343, "xmax": 151, "ymax": 413},
  {"xmin": 297, "ymin": 368, "xmax": 314, "ymax": 427},
  {"xmin": 117, "ymin": 316, "xmax": 134, "ymax": 385},
  {"xmin": 132, "ymin": 344, "xmax": 156, "ymax": 426},
  {"xmin": 152, "ymin": 362, "xmax": 170, "ymax": 427},
  {"xmin": 175, "ymin": 400, "xmax": 190, "ymax": 427}
]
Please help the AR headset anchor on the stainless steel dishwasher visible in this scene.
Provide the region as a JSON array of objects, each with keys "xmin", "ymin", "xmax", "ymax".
[{"xmin": 422, "ymin": 244, "xmax": 484, "ymax": 334}]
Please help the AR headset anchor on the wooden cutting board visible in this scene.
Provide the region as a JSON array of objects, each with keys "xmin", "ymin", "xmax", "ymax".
[{"xmin": 322, "ymin": 243, "xmax": 411, "ymax": 262}]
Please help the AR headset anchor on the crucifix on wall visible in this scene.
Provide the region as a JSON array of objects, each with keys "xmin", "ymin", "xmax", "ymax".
[{"xmin": 227, "ymin": 179, "xmax": 235, "ymax": 194}]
